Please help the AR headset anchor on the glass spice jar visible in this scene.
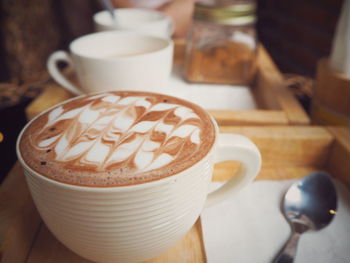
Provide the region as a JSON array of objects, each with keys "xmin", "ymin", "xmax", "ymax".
[{"xmin": 184, "ymin": 2, "xmax": 258, "ymax": 85}]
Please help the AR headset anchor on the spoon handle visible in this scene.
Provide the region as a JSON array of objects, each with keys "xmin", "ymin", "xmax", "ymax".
[
  {"xmin": 273, "ymin": 231, "xmax": 301, "ymax": 263},
  {"xmin": 100, "ymin": 0, "xmax": 116, "ymax": 20}
]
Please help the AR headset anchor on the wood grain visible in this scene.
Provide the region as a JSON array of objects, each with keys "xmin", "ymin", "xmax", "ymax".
[
  {"xmin": 146, "ymin": 220, "xmax": 205, "ymax": 263},
  {"xmin": 209, "ymin": 110, "xmax": 289, "ymax": 126},
  {"xmin": 315, "ymin": 58, "xmax": 350, "ymax": 116},
  {"xmin": 254, "ymin": 46, "xmax": 310, "ymax": 125},
  {"xmin": 26, "ymin": 224, "xmax": 92, "ymax": 263},
  {"xmin": 326, "ymin": 127, "xmax": 350, "ymax": 186},
  {"xmin": 219, "ymin": 126, "xmax": 333, "ymax": 167},
  {"xmin": 213, "ymin": 162, "xmax": 320, "ymax": 182},
  {"xmin": 254, "ymin": 45, "xmax": 284, "ymax": 110},
  {"xmin": 25, "ymin": 83, "xmax": 73, "ymax": 120},
  {"xmin": 0, "ymin": 163, "xmax": 41, "ymax": 263},
  {"xmin": 276, "ymin": 88, "xmax": 310, "ymax": 125},
  {"xmin": 3, "ymin": 126, "xmax": 350, "ymax": 263}
]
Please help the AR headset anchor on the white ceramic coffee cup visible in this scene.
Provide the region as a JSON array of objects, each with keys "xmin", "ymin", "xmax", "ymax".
[
  {"xmin": 93, "ymin": 8, "xmax": 174, "ymax": 38},
  {"xmin": 47, "ymin": 31, "xmax": 173, "ymax": 96},
  {"xmin": 16, "ymin": 96, "xmax": 261, "ymax": 263}
]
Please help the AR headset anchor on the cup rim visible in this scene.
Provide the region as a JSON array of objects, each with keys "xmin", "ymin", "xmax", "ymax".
[
  {"xmin": 68, "ymin": 31, "xmax": 173, "ymax": 61},
  {"xmin": 16, "ymin": 91, "xmax": 218, "ymax": 192},
  {"xmin": 93, "ymin": 8, "xmax": 172, "ymax": 27}
]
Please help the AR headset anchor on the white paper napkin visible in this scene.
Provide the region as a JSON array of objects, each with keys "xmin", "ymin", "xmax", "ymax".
[
  {"xmin": 201, "ymin": 180, "xmax": 350, "ymax": 263},
  {"xmin": 163, "ymin": 66, "xmax": 257, "ymax": 110}
]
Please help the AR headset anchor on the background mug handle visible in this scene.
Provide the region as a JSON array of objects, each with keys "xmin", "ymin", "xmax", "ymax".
[
  {"xmin": 206, "ymin": 133, "xmax": 262, "ymax": 207},
  {"xmin": 47, "ymin": 51, "xmax": 83, "ymax": 96}
]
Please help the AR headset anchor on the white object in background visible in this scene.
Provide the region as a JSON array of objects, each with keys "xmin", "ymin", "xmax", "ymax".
[
  {"xmin": 330, "ymin": 0, "xmax": 350, "ymax": 77},
  {"xmin": 201, "ymin": 180, "xmax": 350, "ymax": 263},
  {"xmin": 47, "ymin": 31, "xmax": 173, "ymax": 95},
  {"xmin": 94, "ymin": 8, "xmax": 174, "ymax": 38}
]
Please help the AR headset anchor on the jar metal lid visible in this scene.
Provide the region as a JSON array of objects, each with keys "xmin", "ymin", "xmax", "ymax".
[{"xmin": 194, "ymin": 3, "xmax": 256, "ymax": 25}]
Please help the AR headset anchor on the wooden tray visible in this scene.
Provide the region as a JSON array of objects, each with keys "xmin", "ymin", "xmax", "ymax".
[
  {"xmin": 1, "ymin": 43, "xmax": 329, "ymax": 263},
  {"xmin": 1, "ymin": 124, "xmax": 349, "ymax": 263},
  {"xmin": 25, "ymin": 44, "xmax": 310, "ymax": 126}
]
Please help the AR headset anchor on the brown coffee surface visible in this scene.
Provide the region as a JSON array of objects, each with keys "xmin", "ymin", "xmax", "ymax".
[{"xmin": 19, "ymin": 91, "xmax": 216, "ymax": 187}]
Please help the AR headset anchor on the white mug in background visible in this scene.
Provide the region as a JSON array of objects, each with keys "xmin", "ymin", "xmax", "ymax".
[
  {"xmin": 93, "ymin": 8, "xmax": 174, "ymax": 38},
  {"xmin": 47, "ymin": 31, "xmax": 173, "ymax": 96}
]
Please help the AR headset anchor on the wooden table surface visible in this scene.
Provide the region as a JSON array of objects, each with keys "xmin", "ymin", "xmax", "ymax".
[
  {"xmin": 2, "ymin": 83, "xmax": 349, "ymax": 263},
  {"xmin": 3, "ymin": 124, "xmax": 348, "ymax": 263}
]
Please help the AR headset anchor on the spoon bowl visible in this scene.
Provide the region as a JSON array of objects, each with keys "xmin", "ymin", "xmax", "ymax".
[{"xmin": 274, "ymin": 171, "xmax": 337, "ymax": 263}]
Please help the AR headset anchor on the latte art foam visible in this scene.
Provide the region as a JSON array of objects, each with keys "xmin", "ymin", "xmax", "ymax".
[
  {"xmin": 19, "ymin": 91, "xmax": 216, "ymax": 186},
  {"xmin": 37, "ymin": 95, "xmax": 200, "ymax": 171}
]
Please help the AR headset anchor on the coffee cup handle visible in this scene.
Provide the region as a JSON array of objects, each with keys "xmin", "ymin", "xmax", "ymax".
[
  {"xmin": 47, "ymin": 51, "xmax": 83, "ymax": 96},
  {"xmin": 205, "ymin": 133, "xmax": 262, "ymax": 207}
]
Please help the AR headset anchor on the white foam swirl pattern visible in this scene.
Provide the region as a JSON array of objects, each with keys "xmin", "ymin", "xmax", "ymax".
[{"xmin": 34, "ymin": 93, "xmax": 202, "ymax": 172}]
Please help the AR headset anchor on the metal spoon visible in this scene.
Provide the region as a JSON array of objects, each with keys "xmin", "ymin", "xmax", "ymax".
[
  {"xmin": 274, "ymin": 171, "xmax": 337, "ymax": 263},
  {"xmin": 100, "ymin": 0, "xmax": 117, "ymax": 22}
]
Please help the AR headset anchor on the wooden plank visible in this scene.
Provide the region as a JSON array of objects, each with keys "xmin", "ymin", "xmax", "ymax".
[
  {"xmin": 0, "ymin": 163, "xmax": 41, "ymax": 263},
  {"xmin": 254, "ymin": 45, "xmax": 284, "ymax": 110},
  {"xmin": 254, "ymin": 46, "xmax": 310, "ymax": 125},
  {"xmin": 27, "ymin": 222, "xmax": 204, "ymax": 263},
  {"xmin": 219, "ymin": 126, "xmax": 334, "ymax": 167},
  {"xmin": 26, "ymin": 225, "xmax": 91, "ymax": 263},
  {"xmin": 209, "ymin": 110, "xmax": 288, "ymax": 126},
  {"xmin": 25, "ymin": 222, "xmax": 203, "ymax": 263},
  {"xmin": 276, "ymin": 88, "xmax": 310, "ymax": 125},
  {"xmin": 326, "ymin": 127, "xmax": 350, "ymax": 186},
  {"xmin": 25, "ymin": 83, "xmax": 73, "ymax": 120},
  {"xmin": 213, "ymin": 162, "xmax": 320, "ymax": 181},
  {"xmin": 147, "ymin": 221, "xmax": 205, "ymax": 263},
  {"xmin": 314, "ymin": 58, "xmax": 350, "ymax": 116},
  {"xmin": 4, "ymin": 126, "xmax": 346, "ymax": 263}
]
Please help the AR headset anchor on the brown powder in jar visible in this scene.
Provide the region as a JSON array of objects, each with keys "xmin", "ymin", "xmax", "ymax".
[{"xmin": 184, "ymin": 41, "xmax": 257, "ymax": 85}]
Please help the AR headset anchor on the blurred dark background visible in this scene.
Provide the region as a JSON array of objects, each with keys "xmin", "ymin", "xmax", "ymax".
[
  {"xmin": 258, "ymin": 0, "xmax": 344, "ymax": 76},
  {"xmin": 0, "ymin": 0, "xmax": 345, "ymax": 182}
]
